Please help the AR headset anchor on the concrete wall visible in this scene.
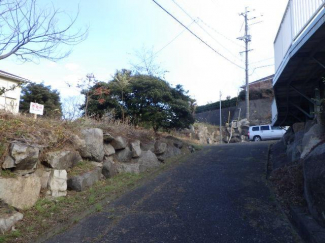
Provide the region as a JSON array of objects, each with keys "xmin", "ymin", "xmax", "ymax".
[
  {"xmin": 195, "ymin": 107, "xmax": 237, "ymax": 126},
  {"xmin": 249, "ymin": 79, "xmax": 272, "ymax": 91},
  {"xmin": 0, "ymin": 77, "xmax": 21, "ymax": 114},
  {"xmin": 234, "ymin": 99, "xmax": 273, "ymax": 125},
  {"xmin": 195, "ymin": 98, "xmax": 273, "ymax": 126}
]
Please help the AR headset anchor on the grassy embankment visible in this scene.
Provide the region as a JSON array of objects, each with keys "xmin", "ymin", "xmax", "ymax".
[{"xmin": 0, "ymin": 111, "xmax": 203, "ymax": 243}]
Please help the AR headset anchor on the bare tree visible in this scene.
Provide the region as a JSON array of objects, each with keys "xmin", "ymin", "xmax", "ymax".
[
  {"xmin": 61, "ymin": 96, "xmax": 83, "ymax": 121},
  {"xmin": 0, "ymin": 0, "xmax": 88, "ymax": 62},
  {"xmin": 77, "ymin": 73, "xmax": 97, "ymax": 117},
  {"xmin": 131, "ymin": 46, "xmax": 168, "ymax": 78},
  {"xmin": 0, "ymin": 0, "xmax": 88, "ymax": 97}
]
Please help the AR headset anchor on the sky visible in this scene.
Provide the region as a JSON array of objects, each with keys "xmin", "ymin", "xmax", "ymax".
[{"xmin": 1, "ymin": 0, "xmax": 289, "ymax": 106}]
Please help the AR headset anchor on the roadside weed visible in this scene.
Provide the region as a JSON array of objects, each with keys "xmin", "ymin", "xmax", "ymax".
[{"xmin": 95, "ymin": 203, "xmax": 103, "ymax": 212}]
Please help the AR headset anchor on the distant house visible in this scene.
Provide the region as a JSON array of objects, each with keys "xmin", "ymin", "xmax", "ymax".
[
  {"xmin": 0, "ymin": 70, "xmax": 28, "ymax": 114},
  {"xmin": 241, "ymin": 75, "xmax": 274, "ymax": 91}
]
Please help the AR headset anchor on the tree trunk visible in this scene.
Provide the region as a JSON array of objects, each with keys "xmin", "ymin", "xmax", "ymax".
[
  {"xmin": 85, "ymin": 93, "xmax": 89, "ymax": 117},
  {"xmin": 121, "ymin": 91, "xmax": 125, "ymax": 122}
]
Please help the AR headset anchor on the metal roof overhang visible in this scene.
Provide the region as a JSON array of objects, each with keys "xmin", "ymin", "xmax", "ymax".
[
  {"xmin": 0, "ymin": 70, "xmax": 29, "ymax": 83},
  {"xmin": 273, "ymin": 8, "xmax": 325, "ymax": 126}
]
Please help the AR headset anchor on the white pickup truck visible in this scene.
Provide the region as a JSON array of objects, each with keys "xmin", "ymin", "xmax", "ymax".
[{"xmin": 248, "ymin": 124, "xmax": 286, "ymax": 141}]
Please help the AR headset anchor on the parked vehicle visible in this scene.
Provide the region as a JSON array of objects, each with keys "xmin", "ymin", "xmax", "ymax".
[{"xmin": 248, "ymin": 124, "xmax": 286, "ymax": 141}]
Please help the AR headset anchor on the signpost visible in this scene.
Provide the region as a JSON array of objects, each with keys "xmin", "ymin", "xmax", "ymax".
[{"xmin": 29, "ymin": 102, "xmax": 44, "ymax": 119}]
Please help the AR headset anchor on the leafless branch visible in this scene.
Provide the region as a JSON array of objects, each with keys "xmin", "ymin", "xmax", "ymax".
[
  {"xmin": 0, "ymin": 0, "xmax": 88, "ymax": 62},
  {"xmin": 0, "ymin": 80, "xmax": 29, "ymax": 95},
  {"xmin": 62, "ymin": 96, "xmax": 83, "ymax": 121},
  {"xmin": 130, "ymin": 46, "xmax": 168, "ymax": 78}
]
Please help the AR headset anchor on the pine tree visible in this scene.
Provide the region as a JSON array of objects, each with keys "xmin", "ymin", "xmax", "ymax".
[
  {"xmin": 82, "ymin": 72, "xmax": 195, "ymax": 131},
  {"xmin": 20, "ymin": 82, "xmax": 62, "ymax": 117}
]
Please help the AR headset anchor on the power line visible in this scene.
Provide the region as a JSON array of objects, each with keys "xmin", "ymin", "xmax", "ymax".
[
  {"xmin": 171, "ymin": 0, "xmax": 193, "ymax": 20},
  {"xmin": 155, "ymin": 20, "xmax": 195, "ymax": 55},
  {"xmin": 133, "ymin": 20, "xmax": 195, "ymax": 67},
  {"xmin": 170, "ymin": 0, "xmax": 243, "ymax": 61},
  {"xmin": 207, "ymin": 0, "xmax": 244, "ymax": 49},
  {"xmin": 250, "ymin": 57, "xmax": 274, "ymax": 64},
  {"xmin": 197, "ymin": 18, "xmax": 245, "ymax": 49},
  {"xmin": 152, "ymin": 0, "xmax": 244, "ymax": 69},
  {"xmin": 249, "ymin": 64, "xmax": 274, "ymax": 76},
  {"xmin": 239, "ymin": 21, "xmax": 244, "ymax": 32},
  {"xmin": 196, "ymin": 22, "xmax": 243, "ymax": 62}
]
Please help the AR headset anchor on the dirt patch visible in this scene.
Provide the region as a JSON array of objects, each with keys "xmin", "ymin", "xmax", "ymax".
[
  {"xmin": 269, "ymin": 162, "xmax": 306, "ymax": 212},
  {"xmin": 0, "ymin": 201, "xmax": 15, "ymax": 217}
]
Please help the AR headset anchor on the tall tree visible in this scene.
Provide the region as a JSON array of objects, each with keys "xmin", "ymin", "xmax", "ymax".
[
  {"xmin": 83, "ymin": 73, "xmax": 195, "ymax": 132},
  {"xmin": 77, "ymin": 74, "xmax": 97, "ymax": 117},
  {"xmin": 126, "ymin": 75, "xmax": 173, "ymax": 130},
  {"xmin": 79, "ymin": 80, "xmax": 111, "ymax": 118},
  {"xmin": 20, "ymin": 82, "xmax": 62, "ymax": 117},
  {"xmin": 127, "ymin": 76, "xmax": 195, "ymax": 131},
  {"xmin": 111, "ymin": 69, "xmax": 132, "ymax": 121},
  {"xmin": 169, "ymin": 84, "xmax": 196, "ymax": 129}
]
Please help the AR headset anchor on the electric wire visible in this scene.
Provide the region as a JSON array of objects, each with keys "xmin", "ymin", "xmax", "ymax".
[
  {"xmin": 197, "ymin": 23, "xmax": 244, "ymax": 62},
  {"xmin": 151, "ymin": 0, "xmax": 245, "ymax": 69},
  {"xmin": 171, "ymin": 0, "xmax": 193, "ymax": 20},
  {"xmin": 197, "ymin": 18, "xmax": 245, "ymax": 49},
  {"xmin": 171, "ymin": 0, "xmax": 243, "ymax": 61},
  {"xmin": 249, "ymin": 64, "xmax": 274, "ymax": 76},
  {"xmin": 239, "ymin": 21, "xmax": 244, "ymax": 32},
  {"xmin": 250, "ymin": 57, "xmax": 274, "ymax": 64},
  {"xmin": 155, "ymin": 20, "xmax": 195, "ymax": 56},
  {"xmin": 133, "ymin": 20, "xmax": 195, "ymax": 67}
]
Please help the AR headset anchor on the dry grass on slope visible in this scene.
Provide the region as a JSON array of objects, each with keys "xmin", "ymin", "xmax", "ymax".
[
  {"xmin": 73, "ymin": 117, "xmax": 155, "ymax": 144},
  {"xmin": 0, "ymin": 111, "xmax": 156, "ymax": 164},
  {"xmin": 0, "ymin": 111, "xmax": 79, "ymax": 162}
]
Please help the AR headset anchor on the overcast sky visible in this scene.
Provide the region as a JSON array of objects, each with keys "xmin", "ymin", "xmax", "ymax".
[{"xmin": 1, "ymin": 0, "xmax": 289, "ymax": 105}]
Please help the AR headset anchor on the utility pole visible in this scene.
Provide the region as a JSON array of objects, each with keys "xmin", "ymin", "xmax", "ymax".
[
  {"xmin": 220, "ymin": 91, "xmax": 222, "ymax": 144},
  {"xmin": 238, "ymin": 7, "xmax": 253, "ymax": 121}
]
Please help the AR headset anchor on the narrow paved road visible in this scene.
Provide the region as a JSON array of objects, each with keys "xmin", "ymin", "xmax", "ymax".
[{"xmin": 46, "ymin": 142, "xmax": 301, "ymax": 243}]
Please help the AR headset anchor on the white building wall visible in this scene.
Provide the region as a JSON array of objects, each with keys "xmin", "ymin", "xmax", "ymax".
[
  {"xmin": 274, "ymin": 0, "xmax": 325, "ymax": 73},
  {"xmin": 0, "ymin": 77, "xmax": 22, "ymax": 114}
]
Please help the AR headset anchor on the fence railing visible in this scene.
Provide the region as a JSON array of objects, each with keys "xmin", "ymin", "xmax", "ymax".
[{"xmin": 274, "ymin": 0, "xmax": 325, "ymax": 72}]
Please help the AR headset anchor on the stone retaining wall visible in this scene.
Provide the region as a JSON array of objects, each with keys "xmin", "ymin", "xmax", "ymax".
[
  {"xmin": 0, "ymin": 128, "xmax": 194, "ymax": 233},
  {"xmin": 274, "ymin": 120, "xmax": 325, "ymax": 227}
]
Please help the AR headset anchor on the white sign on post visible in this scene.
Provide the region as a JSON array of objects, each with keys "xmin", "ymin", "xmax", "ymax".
[{"xmin": 29, "ymin": 102, "xmax": 44, "ymax": 115}]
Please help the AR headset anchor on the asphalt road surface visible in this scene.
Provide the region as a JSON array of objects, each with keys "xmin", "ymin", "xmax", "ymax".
[{"xmin": 46, "ymin": 142, "xmax": 301, "ymax": 243}]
